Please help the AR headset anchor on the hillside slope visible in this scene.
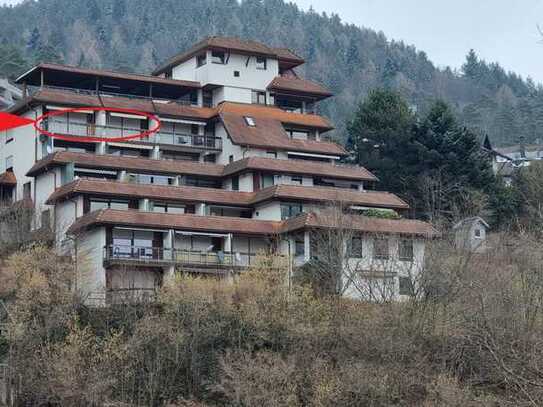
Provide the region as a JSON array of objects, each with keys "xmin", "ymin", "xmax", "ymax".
[{"xmin": 0, "ymin": 0, "xmax": 540, "ymax": 146}]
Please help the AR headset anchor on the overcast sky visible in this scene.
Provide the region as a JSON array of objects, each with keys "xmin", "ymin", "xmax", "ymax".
[{"xmin": 1, "ymin": 0, "xmax": 542, "ymax": 83}]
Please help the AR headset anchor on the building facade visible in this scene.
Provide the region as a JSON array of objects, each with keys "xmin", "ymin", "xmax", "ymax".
[
  {"xmin": 0, "ymin": 78, "xmax": 22, "ymax": 110},
  {"xmin": 1, "ymin": 37, "xmax": 437, "ymax": 304}
]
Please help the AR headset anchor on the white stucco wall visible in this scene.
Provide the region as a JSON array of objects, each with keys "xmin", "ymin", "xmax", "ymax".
[{"xmin": 77, "ymin": 226, "xmax": 107, "ymax": 304}]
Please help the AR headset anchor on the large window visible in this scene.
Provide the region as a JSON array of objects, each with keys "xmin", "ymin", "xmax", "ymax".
[
  {"xmin": 373, "ymin": 238, "xmax": 390, "ymax": 260},
  {"xmin": 196, "ymin": 53, "xmax": 207, "ymax": 67},
  {"xmin": 251, "ymin": 91, "xmax": 266, "ymax": 105},
  {"xmin": 295, "ymin": 239, "xmax": 305, "ymax": 256},
  {"xmin": 350, "ymin": 236, "xmax": 363, "ymax": 258},
  {"xmin": 399, "ymin": 277, "xmax": 414, "ymax": 296},
  {"xmin": 256, "ymin": 56, "xmax": 267, "ymax": 70},
  {"xmin": 151, "ymin": 202, "xmax": 185, "ymax": 214},
  {"xmin": 232, "ymin": 176, "xmax": 239, "ymax": 191},
  {"xmin": 211, "ymin": 50, "xmax": 225, "ymax": 64},
  {"xmin": 281, "ymin": 203, "xmax": 303, "ymax": 220},
  {"xmin": 398, "ymin": 239, "xmax": 414, "ymax": 261},
  {"xmin": 90, "ymin": 199, "xmax": 129, "ymax": 212}
]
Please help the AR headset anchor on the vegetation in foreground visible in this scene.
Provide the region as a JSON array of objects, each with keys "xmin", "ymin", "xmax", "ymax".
[{"xmin": 1, "ymin": 238, "xmax": 543, "ymax": 406}]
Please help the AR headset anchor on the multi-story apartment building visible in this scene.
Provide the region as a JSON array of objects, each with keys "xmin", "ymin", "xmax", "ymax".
[{"xmin": 0, "ymin": 37, "xmax": 437, "ymax": 303}]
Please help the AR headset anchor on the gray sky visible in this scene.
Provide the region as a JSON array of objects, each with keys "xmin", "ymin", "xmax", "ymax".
[
  {"xmin": 290, "ymin": 0, "xmax": 543, "ymax": 83},
  {"xmin": 2, "ymin": 0, "xmax": 542, "ymax": 82}
]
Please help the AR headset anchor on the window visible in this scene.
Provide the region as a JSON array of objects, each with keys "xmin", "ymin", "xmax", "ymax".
[
  {"xmin": 41, "ymin": 209, "xmax": 51, "ymax": 230},
  {"xmin": 196, "ymin": 53, "xmax": 207, "ymax": 67},
  {"xmin": 399, "ymin": 277, "xmax": 414, "ymax": 296},
  {"xmin": 287, "ymin": 130, "xmax": 310, "ymax": 140},
  {"xmin": 474, "ymin": 229, "xmax": 482, "ymax": 238},
  {"xmin": 233, "ymin": 71, "xmax": 240, "ymax": 77},
  {"xmin": 203, "ymin": 154, "xmax": 216, "ymax": 163},
  {"xmin": 211, "ymin": 50, "xmax": 225, "ymax": 64},
  {"xmin": 229, "ymin": 155, "xmax": 234, "ymax": 163},
  {"xmin": 256, "ymin": 56, "xmax": 267, "ymax": 70},
  {"xmin": 262, "ymin": 174, "xmax": 275, "ymax": 188},
  {"xmin": 351, "ymin": 184, "xmax": 359, "ymax": 190},
  {"xmin": 5, "ymin": 155, "xmax": 13, "ymax": 171},
  {"xmin": 244, "ymin": 116, "xmax": 256, "ymax": 127},
  {"xmin": 203, "ymin": 91, "xmax": 213, "ymax": 108},
  {"xmin": 398, "ymin": 239, "xmax": 414, "ymax": 261},
  {"xmin": 251, "ymin": 91, "xmax": 266, "ymax": 105},
  {"xmin": 281, "ymin": 203, "xmax": 303, "ymax": 220},
  {"xmin": 373, "ymin": 238, "xmax": 389, "ymax": 260},
  {"xmin": 291, "ymin": 177, "xmax": 303, "ymax": 185},
  {"xmin": 23, "ymin": 182, "xmax": 31, "ymax": 200},
  {"xmin": 5, "ymin": 134, "xmax": 13, "ymax": 144},
  {"xmin": 232, "ymin": 176, "xmax": 239, "ymax": 191},
  {"xmin": 295, "ymin": 239, "xmax": 305, "ymax": 256},
  {"xmin": 266, "ymin": 151, "xmax": 277, "ymax": 159},
  {"xmin": 350, "ymin": 236, "xmax": 363, "ymax": 258},
  {"xmin": 90, "ymin": 199, "xmax": 129, "ymax": 212}
]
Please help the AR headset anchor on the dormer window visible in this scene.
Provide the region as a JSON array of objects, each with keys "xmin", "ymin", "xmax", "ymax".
[
  {"xmin": 244, "ymin": 116, "xmax": 256, "ymax": 127},
  {"xmin": 211, "ymin": 50, "xmax": 226, "ymax": 64},
  {"xmin": 196, "ymin": 53, "xmax": 207, "ymax": 67},
  {"xmin": 256, "ymin": 56, "xmax": 267, "ymax": 70}
]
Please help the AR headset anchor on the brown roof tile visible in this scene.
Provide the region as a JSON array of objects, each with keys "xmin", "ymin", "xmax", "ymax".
[
  {"xmin": 268, "ymin": 76, "xmax": 332, "ymax": 98},
  {"xmin": 223, "ymin": 157, "xmax": 377, "ymax": 181},
  {"xmin": 67, "ymin": 209, "xmax": 281, "ymax": 235},
  {"xmin": 0, "ymin": 171, "xmax": 17, "ymax": 186},
  {"xmin": 153, "ymin": 37, "xmax": 305, "ymax": 75},
  {"xmin": 27, "ymin": 151, "xmax": 224, "ymax": 178},
  {"xmin": 47, "ymin": 178, "xmax": 253, "ymax": 206},
  {"xmin": 253, "ymin": 185, "xmax": 409, "ymax": 209},
  {"xmin": 218, "ymin": 103, "xmax": 345, "ymax": 156},
  {"xmin": 47, "ymin": 178, "xmax": 407, "ymax": 212},
  {"xmin": 282, "ymin": 212, "xmax": 439, "ymax": 238},
  {"xmin": 10, "ymin": 87, "xmax": 216, "ymax": 121}
]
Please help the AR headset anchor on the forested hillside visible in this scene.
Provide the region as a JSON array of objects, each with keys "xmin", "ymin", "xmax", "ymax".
[{"xmin": 0, "ymin": 0, "xmax": 540, "ymax": 146}]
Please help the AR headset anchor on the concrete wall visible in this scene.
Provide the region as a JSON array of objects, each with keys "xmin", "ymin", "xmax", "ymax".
[
  {"xmin": 253, "ymin": 201, "xmax": 281, "ymax": 220},
  {"xmin": 77, "ymin": 226, "xmax": 107, "ymax": 304}
]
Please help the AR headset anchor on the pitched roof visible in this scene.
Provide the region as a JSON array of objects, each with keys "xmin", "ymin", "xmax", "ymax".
[
  {"xmin": 153, "ymin": 37, "xmax": 304, "ymax": 76},
  {"xmin": 223, "ymin": 157, "xmax": 377, "ymax": 181},
  {"xmin": 67, "ymin": 209, "xmax": 281, "ymax": 235},
  {"xmin": 67, "ymin": 208, "xmax": 438, "ymax": 238},
  {"xmin": 218, "ymin": 102, "xmax": 345, "ymax": 156},
  {"xmin": 0, "ymin": 171, "xmax": 16, "ymax": 186},
  {"xmin": 16, "ymin": 63, "xmax": 201, "ymax": 88},
  {"xmin": 46, "ymin": 178, "xmax": 407, "ymax": 212},
  {"xmin": 26, "ymin": 151, "xmax": 224, "ymax": 178},
  {"xmin": 9, "ymin": 87, "xmax": 216, "ymax": 120},
  {"xmin": 253, "ymin": 185, "xmax": 409, "ymax": 209},
  {"xmin": 282, "ymin": 212, "xmax": 440, "ymax": 238},
  {"xmin": 46, "ymin": 178, "xmax": 253, "ymax": 206},
  {"xmin": 267, "ymin": 76, "xmax": 332, "ymax": 98},
  {"xmin": 452, "ymin": 216, "xmax": 490, "ymax": 230}
]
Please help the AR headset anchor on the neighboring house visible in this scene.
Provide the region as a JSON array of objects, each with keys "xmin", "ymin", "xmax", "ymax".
[
  {"xmin": 453, "ymin": 217, "xmax": 489, "ymax": 253},
  {"xmin": 0, "ymin": 78, "xmax": 22, "ymax": 110},
  {"xmin": 483, "ymin": 136, "xmax": 543, "ymax": 186},
  {"xmin": 0, "ymin": 37, "xmax": 437, "ymax": 304}
]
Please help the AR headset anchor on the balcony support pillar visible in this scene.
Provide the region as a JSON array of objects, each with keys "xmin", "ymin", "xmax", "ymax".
[{"xmin": 164, "ymin": 229, "xmax": 176, "ymax": 279}]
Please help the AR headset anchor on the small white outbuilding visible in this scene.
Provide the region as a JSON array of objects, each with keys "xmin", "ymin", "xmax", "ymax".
[{"xmin": 452, "ymin": 217, "xmax": 489, "ymax": 253}]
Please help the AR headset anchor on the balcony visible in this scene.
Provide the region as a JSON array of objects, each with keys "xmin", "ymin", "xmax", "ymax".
[
  {"xmin": 103, "ymin": 245, "xmax": 285, "ymax": 271},
  {"xmin": 45, "ymin": 119, "xmax": 222, "ymax": 150}
]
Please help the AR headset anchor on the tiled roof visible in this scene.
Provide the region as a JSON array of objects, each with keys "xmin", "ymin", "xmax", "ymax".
[
  {"xmin": 268, "ymin": 76, "xmax": 332, "ymax": 98},
  {"xmin": 223, "ymin": 157, "xmax": 377, "ymax": 181},
  {"xmin": 16, "ymin": 63, "xmax": 201, "ymax": 88},
  {"xmin": 26, "ymin": 151, "xmax": 224, "ymax": 178},
  {"xmin": 46, "ymin": 178, "xmax": 253, "ymax": 206},
  {"xmin": 67, "ymin": 208, "xmax": 438, "ymax": 238},
  {"xmin": 282, "ymin": 212, "xmax": 440, "ymax": 238},
  {"xmin": 253, "ymin": 185, "xmax": 409, "ymax": 209},
  {"xmin": 67, "ymin": 209, "xmax": 281, "ymax": 235},
  {"xmin": 153, "ymin": 37, "xmax": 304, "ymax": 75},
  {"xmin": 10, "ymin": 87, "xmax": 216, "ymax": 120},
  {"xmin": 46, "ymin": 178, "xmax": 407, "ymax": 211},
  {"xmin": 218, "ymin": 102, "xmax": 345, "ymax": 156},
  {"xmin": 0, "ymin": 171, "xmax": 17, "ymax": 186}
]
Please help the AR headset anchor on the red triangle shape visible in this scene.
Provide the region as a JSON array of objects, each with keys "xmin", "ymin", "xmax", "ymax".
[{"xmin": 0, "ymin": 112, "xmax": 35, "ymax": 131}]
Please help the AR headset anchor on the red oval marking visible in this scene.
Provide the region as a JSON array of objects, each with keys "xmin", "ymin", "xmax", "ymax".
[{"xmin": 34, "ymin": 106, "xmax": 161, "ymax": 143}]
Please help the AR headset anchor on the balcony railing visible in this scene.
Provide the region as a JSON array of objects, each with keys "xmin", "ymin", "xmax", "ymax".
[
  {"xmin": 103, "ymin": 245, "xmax": 283, "ymax": 268},
  {"xmin": 45, "ymin": 119, "xmax": 222, "ymax": 150}
]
